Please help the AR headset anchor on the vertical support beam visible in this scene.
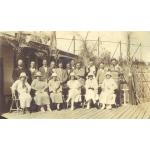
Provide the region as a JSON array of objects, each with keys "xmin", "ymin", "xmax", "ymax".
[
  {"xmin": 119, "ymin": 41, "xmax": 122, "ymax": 64},
  {"xmin": 0, "ymin": 38, "xmax": 4, "ymax": 113},
  {"xmin": 98, "ymin": 37, "xmax": 100, "ymax": 57},
  {"xmin": 73, "ymin": 36, "xmax": 75, "ymax": 54}
]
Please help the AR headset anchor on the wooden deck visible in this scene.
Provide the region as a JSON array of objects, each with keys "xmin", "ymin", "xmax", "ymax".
[{"xmin": 2, "ymin": 102, "xmax": 150, "ymax": 119}]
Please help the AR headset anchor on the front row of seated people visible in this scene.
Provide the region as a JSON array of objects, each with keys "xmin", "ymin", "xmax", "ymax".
[{"xmin": 11, "ymin": 71, "xmax": 117, "ymax": 114}]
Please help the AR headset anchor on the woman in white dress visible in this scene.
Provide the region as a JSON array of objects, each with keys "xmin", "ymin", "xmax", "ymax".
[
  {"xmin": 11, "ymin": 72, "xmax": 32, "ymax": 114},
  {"xmin": 99, "ymin": 72, "xmax": 117, "ymax": 110},
  {"xmin": 85, "ymin": 73, "xmax": 98, "ymax": 109},
  {"xmin": 48, "ymin": 73, "xmax": 63, "ymax": 110},
  {"xmin": 31, "ymin": 71, "xmax": 51, "ymax": 112},
  {"xmin": 66, "ymin": 72, "xmax": 82, "ymax": 110}
]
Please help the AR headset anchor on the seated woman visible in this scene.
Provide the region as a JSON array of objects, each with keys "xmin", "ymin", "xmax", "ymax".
[
  {"xmin": 85, "ymin": 73, "xmax": 99, "ymax": 109},
  {"xmin": 48, "ymin": 73, "xmax": 63, "ymax": 111},
  {"xmin": 99, "ymin": 72, "xmax": 117, "ymax": 110},
  {"xmin": 31, "ymin": 71, "xmax": 51, "ymax": 112},
  {"xmin": 11, "ymin": 72, "xmax": 32, "ymax": 114},
  {"xmin": 66, "ymin": 72, "xmax": 82, "ymax": 110}
]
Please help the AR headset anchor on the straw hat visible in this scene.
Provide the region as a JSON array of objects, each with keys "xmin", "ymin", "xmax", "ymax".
[
  {"xmin": 52, "ymin": 72, "xmax": 57, "ymax": 77},
  {"xmin": 88, "ymin": 72, "xmax": 94, "ymax": 77},
  {"xmin": 70, "ymin": 72, "xmax": 75, "ymax": 76},
  {"xmin": 19, "ymin": 72, "xmax": 27, "ymax": 78},
  {"xmin": 105, "ymin": 72, "xmax": 112, "ymax": 76},
  {"xmin": 35, "ymin": 71, "xmax": 42, "ymax": 77}
]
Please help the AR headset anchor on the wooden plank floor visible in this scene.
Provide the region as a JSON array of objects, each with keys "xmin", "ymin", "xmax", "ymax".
[{"xmin": 2, "ymin": 102, "xmax": 150, "ymax": 119}]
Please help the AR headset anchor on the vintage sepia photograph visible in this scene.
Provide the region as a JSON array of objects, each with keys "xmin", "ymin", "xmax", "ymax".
[{"xmin": 0, "ymin": 31, "xmax": 150, "ymax": 119}]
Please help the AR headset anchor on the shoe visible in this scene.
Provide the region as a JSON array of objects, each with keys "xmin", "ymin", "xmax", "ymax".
[
  {"xmin": 101, "ymin": 105, "xmax": 105, "ymax": 110},
  {"xmin": 47, "ymin": 108, "xmax": 52, "ymax": 112},
  {"xmin": 71, "ymin": 107, "xmax": 74, "ymax": 111},
  {"xmin": 106, "ymin": 105, "xmax": 112, "ymax": 110},
  {"xmin": 40, "ymin": 107, "xmax": 45, "ymax": 112}
]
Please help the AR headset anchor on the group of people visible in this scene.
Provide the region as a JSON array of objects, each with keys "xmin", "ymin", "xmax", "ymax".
[{"xmin": 11, "ymin": 58, "xmax": 123, "ymax": 114}]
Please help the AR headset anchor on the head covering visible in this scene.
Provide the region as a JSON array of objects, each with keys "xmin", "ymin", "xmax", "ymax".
[
  {"xmin": 105, "ymin": 72, "xmax": 112, "ymax": 76},
  {"xmin": 52, "ymin": 72, "xmax": 57, "ymax": 77},
  {"xmin": 88, "ymin": 72, "xmax": 94, "ymax": 77},
  {"xmin": 70, "ymin": 72, "xmax": 75, "ymax": 76},
  {"xmin": 19, "ymin": 72, "xmax": 27, "ymax": 78},
  {"xmin": 35, "ymin": 71, "xmax": 42, "ymax": 77}
]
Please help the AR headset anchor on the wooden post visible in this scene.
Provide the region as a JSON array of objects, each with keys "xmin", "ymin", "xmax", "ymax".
[
  {"xmin": 98, "ymin": 37, "xmax": 100, "ymax": 57},
  {"xmin": 0, "ymin": 38, "xmax": 4, "ymax": 113},
  {"xmin": 73, "ymin": 36, "xmax": 75, "ymax": 54},
  {"xmin": 119, "ymin": 41, "xmax": 122, "ymax": 65}
]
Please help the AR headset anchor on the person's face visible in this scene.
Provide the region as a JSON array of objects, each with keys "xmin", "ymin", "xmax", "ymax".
[
  {"xmin": 71, "ymin": 76, "xmax": 75, "ymax": 80},
  {"xmin": 89, "ymin": 61, "xmax": 93, "ymax": 66},
  {"xmin": 89, "ymin": 75, "xmax": 93, "ymax": 80},
  {"xmin": 50, "ymin": 61, "xmax": 55, "ymax": 68},
  {"xmin": 37, "ymin": 76, "xmax": 41, "ymax": 80},
  {"xmin": 58, "ymin": 63, "xmax": 63, "ymax": 68},
  {"xmin": 112, "ymin": 60, "xmax": 117, "ymax": 66},
  {"xmin": 18, "ymin": 59, "xmax": 23, "ymax": 66},
  {"xmin": 76, "ymin": 63, "xmax": 81, "ymax": 69},
  {"xmin": 20, "ymin": 77, "xmax": 26, "ymax": 81},
  {"xmin": 66, "ymin": 63, "xmax": 70, "ymax": 68},
  {"xmin": 43, "ymin": 60, "xmax": 47, "ymax": 66},
  {"xmin": 106, "ymin": 75, "xmax": 111, "ymax": 79},
  {"xmin": 53, "ymin": 76, "xmax": 57, "ymax": 80},
  {"xmin": 99, "ymin": 63, "xmax": 104, "ymax": 69},
  {"xmin": 30, "ymin": 61, "xmax": 35, "ymax": 68},
  {"xmin": 71, "ymin": 60, "xmax": 75, "ymax": 66}
]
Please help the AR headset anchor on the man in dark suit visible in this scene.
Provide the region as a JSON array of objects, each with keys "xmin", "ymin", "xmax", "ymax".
[
  {"xmin": 39, "ymin": 59, "xmax": 52, "ymax": 82},
  {"xmin": 12, "ymin": 59, "xmax": 29, "ymax": 81}
]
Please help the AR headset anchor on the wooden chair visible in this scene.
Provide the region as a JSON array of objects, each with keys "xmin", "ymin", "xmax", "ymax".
[{"xmin": 10, "ymin": 87, "xmax": 22, "ymax": 114}]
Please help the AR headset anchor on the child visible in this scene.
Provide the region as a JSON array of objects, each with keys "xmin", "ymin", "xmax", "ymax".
[
  {"xmin": 85, "ymin": 73, "xmax": 98, "ymax": 109},
  {"xmin": 66, "ymin": 72, "xmax": 82, "ymax": 110},
  {"xmin": 99, "ymin": 72, "xmax": 117, "ymax": 110}
]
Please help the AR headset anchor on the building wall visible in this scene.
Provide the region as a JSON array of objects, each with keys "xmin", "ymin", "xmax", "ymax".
[{"xmin": 2, "ymin": 45, "xmax": 14, "ymax": 96}]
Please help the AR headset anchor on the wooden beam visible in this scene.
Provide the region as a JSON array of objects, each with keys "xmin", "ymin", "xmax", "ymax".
[{"xmin": 0, "ymin": 38, "xmax": 4, "ymax": 113}]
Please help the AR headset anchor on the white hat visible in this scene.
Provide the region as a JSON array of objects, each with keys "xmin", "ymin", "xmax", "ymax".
[
  {"xmin": 52, "ymin": 72, "xmax": 57, "ymax": 77},
  {"xmin": 19, "ymin": 72, "xmax": 27, "ymax": 78},
  {"xmin": 105, "ymin": 72, "xmax": 112, "ymax": 76},
  {"xmin": 70, "ymin": 72, "xmax": 75, "ymax": 76},
  {"xmin": 35, "ymin": 71, "xmax": 42, "ymax": 77},
  {"xmin": 88, "ymin": 72, "xmax": 94, "ymax": 77}
]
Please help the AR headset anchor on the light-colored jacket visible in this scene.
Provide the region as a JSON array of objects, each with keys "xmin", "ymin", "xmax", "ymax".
[
  {"xmin": 101, "ymin": 78, "xmax": 117, "ymax": 92},
  {"xmin": 48, "ymin": 79, "xmax": 62, "ymax": 93},
  {"xmin": 85, "ymin": 78, "xmax": 98, "ymax": 91},
  {"xmin": 11, "ymin": 80, "xmax": 31, "ymax": 94},
  {"xmin": 55, "ymin": 68, "xmax": 68, "ymax": 84}
]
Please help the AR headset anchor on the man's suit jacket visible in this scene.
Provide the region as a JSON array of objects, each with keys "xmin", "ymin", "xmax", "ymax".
[
  {"xmin": 39, "ymin": 66, "xmax": 52, "ymax": 82},
  {"xmin": 55, "ymin": 68, "xmax": 68, "ymax": 84}
]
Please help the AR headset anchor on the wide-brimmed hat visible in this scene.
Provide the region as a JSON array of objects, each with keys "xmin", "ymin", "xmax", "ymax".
[
  {"xmin": 19, "ymin": 72, "xmax": 27, "ymax": 78},
  {"xmin": 105, "ymin": 72, "xmax": 112, "ymax": 76},
  {"xmin": 35, "ymin": 71, "xmax": 42, "ymax": 77},
  {"xmin": 88, "ymin": 72, "xmax": 94, "ymax": 77},
  {"xmin": 52, "ymin": 72, "xmax": 57, "ymax": 77},
  {"xmin": 70, "ymin": 72, "xmax": 75, "ymax": 76}
]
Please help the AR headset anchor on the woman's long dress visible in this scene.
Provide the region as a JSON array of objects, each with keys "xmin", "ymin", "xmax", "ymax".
[
  {"xmin": 99, "ymin": 78, "xmax": 117, "ymax": 105},
  {"xmin": 31, "ymin": 79, "xmax": 50, "ymax": 105},
  {"xmin": 67, "ymin": 80, "xmax": 81, "ymax": 102},
  {"xmin": 48, "ymin": 80, "xmax": 63, "ymax": 104}
]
